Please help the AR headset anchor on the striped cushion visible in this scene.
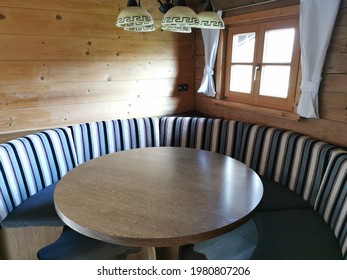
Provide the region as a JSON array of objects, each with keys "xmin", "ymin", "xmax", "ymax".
[
  {"xmin": 159, "ymin": 116, "xmax": 240, "ymax": 157},
  {"xmin": 314, "ymin": 149, "xmax": 347, "ymax": 259},
  {"xmin": 237, "ymin": 124, "xmax": 335, "ymax": 206},
  {"xmin": 0, "ymin": 128, "xmax": 78, "ymax": 224},
  {"xmin": 70, "ymin": 117, "xmax": 160, "ymax": 165}
]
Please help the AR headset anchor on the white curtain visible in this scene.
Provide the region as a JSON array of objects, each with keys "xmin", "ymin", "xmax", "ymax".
[
  {"xmin": 297, "ymin": 0, "xmax": 340, "ymax": 118},
  {"xmin": 197, "ymin": 11, "xmax": 222, "ymax": 97}
]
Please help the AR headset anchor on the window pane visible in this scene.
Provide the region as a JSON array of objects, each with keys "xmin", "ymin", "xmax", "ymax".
[
  {"xmin": 260, "ymin": 66, "xmax": 290, "ymax": 98},
  {"xmin": 263, "ymin": 28, "xmax": 295, "ymax": 63},
  {"xmin": 232, "ymin": 32, "xmax": 256, "ymax": 63},
  {"xmin": 230, "ymin": 65, "xmax": 253, "ymax": 94}
]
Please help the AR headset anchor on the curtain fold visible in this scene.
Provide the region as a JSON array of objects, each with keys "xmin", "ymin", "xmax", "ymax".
[
  {"xmin": 197, "ymin": 11, "xmax": 222, "ymax": 97},
  {"xmin": 297, "ymin": 0, "xmax": 340, "ymax": 118}
]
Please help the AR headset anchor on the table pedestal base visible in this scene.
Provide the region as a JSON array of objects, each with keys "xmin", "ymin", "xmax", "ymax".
[
  {"xmin": 126, "ymin": 247, "xmax": 156, "ymax": 260},
  {"xmin": 126, "ymin": 246, "xmax": 180, "ymax": 260}
]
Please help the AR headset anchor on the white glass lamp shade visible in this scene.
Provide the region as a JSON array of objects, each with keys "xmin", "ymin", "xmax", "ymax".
[
  {"xmin": 116, "ymin": 6, "xmax": 154, "ymax": 27},
  {"xmin": 124, "ymin": 25, "xmax": 156, "ymax": 32},
  {"xmin": 161, "ymin": 6, "xmax": 199, "ymax": 27},
  {"xmin": 198, "ymin": 11, "xmax": 224, "ymax": 29},
  {"xmin": 161, "ymin": 25, "xmax": 192, "ymax": 33}
]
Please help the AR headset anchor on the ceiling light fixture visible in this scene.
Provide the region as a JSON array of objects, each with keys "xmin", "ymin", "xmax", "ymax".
[
  {"xmin": 197, "ymin": 0, "xmax": 224, "ymax": 29},
  {"xmin": 116, "ymin": 0, "xmax": 224, "ymax": 33},
  {"xmin": 161, "ymin": 0, "xmax": 199, "ymax": 30},
  {"xmin": 116, "ymin": 0, "xmax": 155, "ymax": 30}
]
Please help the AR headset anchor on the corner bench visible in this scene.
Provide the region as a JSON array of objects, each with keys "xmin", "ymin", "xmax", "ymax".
[{"xmin": 0, "ymin": 115, "xmax": 346, "ymax": 260}]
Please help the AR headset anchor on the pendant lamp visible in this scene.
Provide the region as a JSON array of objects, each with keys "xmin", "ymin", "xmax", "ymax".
[
  {"xmin": 161, "ymin": 0, "xmax": 199, "ymax": 28},
  {"xmin": 197, "ymin": 0, "xmax": 224, "ymax": 29},
  {"xmin": 116, "ymin": 0, "xmax": 154, "ymax": 29}
]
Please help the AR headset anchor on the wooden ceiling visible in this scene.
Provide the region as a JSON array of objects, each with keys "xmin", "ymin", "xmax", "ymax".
[
  {"xmin": 188, "ymin": 0, "xmax": 271, "ymax": 10},
  {"xmin": 212, "ymin": 0, "xmax": 264, "ymax": 10},
  {"xmin": 157, "ymin": 0, "xmax": 300, "ymax": 18},
  {"xmin": 188, "ymin": 0, "xmax": 299, "ymax": 11}
]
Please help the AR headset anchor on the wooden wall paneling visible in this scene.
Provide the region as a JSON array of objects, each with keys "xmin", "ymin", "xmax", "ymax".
[
  {"xmin": 195, "ymin": 68, "xmax": 204, "ymax": 82},
  {"xmin": 0, "ymin": 0, "xmax": 196, "ymax": 141},
  {"xmin": 195, "ymin": 52, "xmax": 205, "ymax": 69},
  {"xmin": 319, "ymin": 3, "xmax": 347, "ymax": 123},
  {"xmin": 0, "ymin": 35, "xmax": 194, "ymax": 61},
  {"xmin": 0, "ymin": 79, "xmax": 194, "ymax": 111},
  {"xmin": 321, "ymin": 75, "xmax": 346, "ymax": 93},
  {"xmin": 0, "ymin": 7, "xmax": 118, "ymax": 39},
  {"xmin": 324, "ymin": 54, "xmax": 347, "ymax": 74},
  {"xmin": 320, "ymin": 92, "xmax": 347, "ymax": 123},
  {"xmin": 0, "ymin": 60, "xmax": 194, "ymax": 86},
  {"xmin": 195, "ymin": 31, "xmax": 204, "ymax": 56},
  {"xmin": 0, "ymin": 0, "xmax": 119, "ymax": 15}
]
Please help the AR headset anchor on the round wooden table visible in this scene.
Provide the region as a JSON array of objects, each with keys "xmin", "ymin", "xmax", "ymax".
[{"xmin": 54, "ymin": 147, "xmax": 263, "ymax": 259}]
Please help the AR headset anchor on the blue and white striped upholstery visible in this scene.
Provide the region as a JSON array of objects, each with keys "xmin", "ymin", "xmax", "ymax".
[
  {"xmin": 314, "ymin": 149, "xmax": 347, "ymax": 259},
  {"xmin": 70, "ymin": 117, "xmax": 160, "ymax": 165},
  {"xmin": 0, "ymin": 128, "xmax": 78, "ymax": 224},
  {"xmin": 160, "ymin": 116, "xmax": 241, "ymax": 157},
  {"xmin": 236, "ymin": 123, "xmax": 336, "ymax": 207}
]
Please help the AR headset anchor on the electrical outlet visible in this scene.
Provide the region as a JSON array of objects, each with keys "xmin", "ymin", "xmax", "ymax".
[{"xmin": 178, "ymin": 84, "xmax": 188, "ymax": 91}]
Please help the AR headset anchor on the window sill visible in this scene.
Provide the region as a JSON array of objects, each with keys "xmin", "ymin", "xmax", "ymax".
[{"xmin": 213, "ymin": 99, "xmax": 300, "ymax": 121}]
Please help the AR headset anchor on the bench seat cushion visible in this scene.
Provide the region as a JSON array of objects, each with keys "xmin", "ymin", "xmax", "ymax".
[
  {"xmin": 180, "ymin": 219, "xmax": 258, "ymax": 260},
  {"xmin": 258, "ymin": 176, "xmax": 312, "ymax": 211},
  {"xmin": 1, "ymin": 182, "xmax": 63, "ymax": 228},
  {"xmin": 251, "ymin": 209, "xmax": 343, "ymax": 260},
  {"xmin": 0, "ymin": 128, "xmax": 77, "ymax": 225}
]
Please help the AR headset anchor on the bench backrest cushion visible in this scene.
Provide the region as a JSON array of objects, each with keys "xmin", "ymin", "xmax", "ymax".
[
  {"xmin": 0, "ymin": 128, "xmax": 77, "ymax": 225},
  {"xmin": 159, "ymin": 116, "xmax": 241, "ymax": 157},
  {"xmin": 314, "ymin": 149, "xmax": 347, "ymax": 259},
  {"xmin": 70, "ymin": 117, "xmax": 160, "ymax": 165},
  {"xmin": 236, "ymin": 123, "xmax": 336, "ymax": 207}
]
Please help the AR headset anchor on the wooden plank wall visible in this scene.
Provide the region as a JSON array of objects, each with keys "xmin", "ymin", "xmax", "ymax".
[
  {"xmin": 0, "ymin": 0, "xmax": 196, "ymax": 143},
  {"xmin": 195, "ymin": 0, "xmax": 347, "ymax": 147}
]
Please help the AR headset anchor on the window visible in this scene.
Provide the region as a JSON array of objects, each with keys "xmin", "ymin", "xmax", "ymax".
[{"xmin": 220, "ymin": 7, "xmax": 301, "ymax": 116}]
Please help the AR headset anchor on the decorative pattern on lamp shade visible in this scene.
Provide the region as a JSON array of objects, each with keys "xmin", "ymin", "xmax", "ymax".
[
  {"xmin": 198, "ymin": 11, "xmax": 224, "ymax": 29},
  {"xmin": 116, "ymin": 6, "xmax": 154, "ymax": 28},
  {"xmin": 161, "ymin": 6, "xmax": 199, "ymax": 27}
]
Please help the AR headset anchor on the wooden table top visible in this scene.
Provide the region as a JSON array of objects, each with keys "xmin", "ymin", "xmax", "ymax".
[{"xmin": 54, "ymin": 147, "xmax": 263, "ymax": 247}]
